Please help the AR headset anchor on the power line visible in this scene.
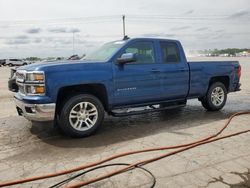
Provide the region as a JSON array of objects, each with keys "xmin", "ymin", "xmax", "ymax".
[
  {"xmin": 0, "ymin": 14, "xmax": 249, "ymax": 27},
  {"xmin": 0, "ymin": 15, "xmax": 119, "ymax": 24}
]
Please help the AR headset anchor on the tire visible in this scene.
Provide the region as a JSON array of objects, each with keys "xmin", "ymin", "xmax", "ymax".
[
  {"xmin": 58, "ymin": 94, "xmax": 104, "ymax": 138},
  {"xmin": 23, "ymin": 63, "xmax": 27, "ymax": 66},
  {"xmin": 201, "ymin": 82, "xmax": 227, "ymax": 111},
  {"xmin": 9, "ymin": 63, "xmax": 13, "ymax": 67}
]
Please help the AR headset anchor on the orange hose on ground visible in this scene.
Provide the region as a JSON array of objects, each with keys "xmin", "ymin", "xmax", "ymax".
[
  {"xmin": 0, "ymin": 111, "xmax": 249, "ymax": 187},
  {"xmin": 66, "ymin": 129, "xmax": 250, "ymax": 188}
]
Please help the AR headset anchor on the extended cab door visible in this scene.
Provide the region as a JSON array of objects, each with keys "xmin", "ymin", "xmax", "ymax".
[
  {"xmin": 158, "ymin": 41, "xmax": 189, "ymax": 100},
  {"xmin": 112, "ymin": 40, "xmax": 163, "ymax": 106}
]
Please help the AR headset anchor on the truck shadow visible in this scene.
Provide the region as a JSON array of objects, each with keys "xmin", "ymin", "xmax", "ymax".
[
  {"xmin": 206, "ymin": 169, "xmax": 250, "ymax": 188},
  {"xmin": 30, "ymin": 102, "xmax": 239, "ymax": 149}
]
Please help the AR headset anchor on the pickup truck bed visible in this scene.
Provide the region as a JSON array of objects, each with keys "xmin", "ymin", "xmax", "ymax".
[{"xmin": 188, "ymin": 61, "xmax": 241, "ymax": 98}]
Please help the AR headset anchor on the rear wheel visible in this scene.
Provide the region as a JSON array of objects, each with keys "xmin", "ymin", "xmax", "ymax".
[
  {"xmin": 201, "ymin": 82, "xmax": 227, "ymax": 111},
  {"xmin": 9, "ymin": 63, "xmax": 13, "ymax": 67},
  {"xmin": 58, "ymin": 94, "xmax": 104, "ymax": 137}
]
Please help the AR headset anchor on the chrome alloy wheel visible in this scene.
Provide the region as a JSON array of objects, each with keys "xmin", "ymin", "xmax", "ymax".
[
  {"xmin": 211, "ymin": 87, "xmax": 225, "ymax": 106},
  {"xmin": 69, "ymin": 102, "xmax": 98, "ymax": 131}
]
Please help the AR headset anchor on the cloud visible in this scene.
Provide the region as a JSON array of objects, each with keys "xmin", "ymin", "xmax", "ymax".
[
  {"xmin": 48, "ymin": 27, "xmax": 67, "ymax": 33},
  {"xmin": 171, "ymin": 26, "xmax": 191, "ymax": 31},
  {"xmin": 33, "ymin": 38, "xmax": 42, "ymax": 43},
  {"xmin": 229, "ymin": 10, "xmax": 250, "ymax": 18},
  {"xmin": 69, "ymin": 28, "xmax": 80, "ymax": 33},
  {"xmin": 184, "ymin": 10, "xmax": 194, "ymax": 15},
  {"xmin": 77, "ymin": 39, "xmax": 87, "ymax": 44},
  {"xmin": 0, "ymin": 25, "xmax": 9, "ymax": 29},
  {"xmin": 15, "ymin": 35, "xmax": 29, "ymax": 39},
  {"xmin": 141, "ymin": 33, "xmax": 176, "ymax": 38},
  {"xmin": 85, "ymin": 43, "xmax": 95, "ymax": 48},
  {"xmin": 196, "ymin": 27, "xmax": 208, "ymax": 31},
  {"xmin": 45, "ymin": 38, "xmax": 72, "ymax": 45},
  {"xmin": 142, "ymin": 33, "xmax": 163, "ymax": 37},
  {"xmin": 48, "ymin": 27, "xmax": 81, "ymax": 33},
  {"xmin": 26, "ymin": 28, "xmax": 42, "ymax": 34},
  {"xmin": 211, "ymin": 33, "xmax": 230, "ymax": 40},
  {"xmin": 6, "ymin": 36, "xmax": 30, "ymax": 45},
  {"xmin": 164, "ymin": 34, "xmax": 176, "ymax": 37},
  {"xmin": 215, "ymin": 29, "xmax": 224, "ymax": 33},
  {"xmin": 57, "ymin": 39, "xmax": 72, "ymax": 45}
]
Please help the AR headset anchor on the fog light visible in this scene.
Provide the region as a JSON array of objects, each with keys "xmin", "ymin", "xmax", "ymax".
[
  {"xmin": 25, "ymin": 107, "xmax": 36, "ymax": 113},
  {"xmin": 31, "ymin": 107, "xmax": 36, "ymax": 113}
]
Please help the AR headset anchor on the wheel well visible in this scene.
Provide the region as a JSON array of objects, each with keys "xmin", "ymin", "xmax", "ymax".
[
  {"xmin": 56, "ymin": 84, "xmax": 109, "ymax": 114},
  {"xmin": 209, "ymin": 76, "xmax": 230, "ymax": 91}
]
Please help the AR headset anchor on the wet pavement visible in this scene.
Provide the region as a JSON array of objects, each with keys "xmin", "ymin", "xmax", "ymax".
[{"xmin": 0, "ymin": 57, "xmax": 250, "ymax": 188}]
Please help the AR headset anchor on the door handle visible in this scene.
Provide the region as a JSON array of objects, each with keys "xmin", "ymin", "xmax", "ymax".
[{"xmin": 151, "ymin": 69, "xmax": 161, "ymax": 73}]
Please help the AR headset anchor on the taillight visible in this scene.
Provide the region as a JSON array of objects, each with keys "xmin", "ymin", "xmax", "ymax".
[{"xmin": 237, "ymin": 65, "xmax": 241, "ymax": 79}]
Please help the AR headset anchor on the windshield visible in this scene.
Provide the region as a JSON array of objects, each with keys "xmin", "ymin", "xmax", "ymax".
[{"xmin": 83, "ymin": 41, "xmax": 126, "ymax": 61}]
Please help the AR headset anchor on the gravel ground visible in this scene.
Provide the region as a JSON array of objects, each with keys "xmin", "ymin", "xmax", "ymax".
[{"xmin": 0, "ymin": 57, "xmax": 249, "ymax": 188}]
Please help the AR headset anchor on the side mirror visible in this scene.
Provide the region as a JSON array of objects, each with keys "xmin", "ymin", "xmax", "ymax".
[{"xmin": 116, "ymin": 53, "xmax": 136, "ymax": 64}]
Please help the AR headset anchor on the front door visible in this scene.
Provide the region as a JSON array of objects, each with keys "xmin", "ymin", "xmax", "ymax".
[{"xmin": 113, "ymin": 40, "xmax": 162, "ymax": 106}]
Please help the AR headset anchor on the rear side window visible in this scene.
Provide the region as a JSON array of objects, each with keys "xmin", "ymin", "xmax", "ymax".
[
  {"xmin": 123, "ymin": 41, "xmax": 155, "ymax": 64},
  {"xmin": 160, "ymin": 42, "xmax": 180, "ymax": 63}
]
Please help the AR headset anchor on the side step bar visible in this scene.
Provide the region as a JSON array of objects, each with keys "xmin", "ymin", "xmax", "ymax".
[{"xmin": 110, "ymin": 104, "xmax": 186, "ymax": 117}]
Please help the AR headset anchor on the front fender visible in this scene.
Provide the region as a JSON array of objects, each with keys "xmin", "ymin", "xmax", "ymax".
[{"xmin": 45, "ymin": 65, "xmax": 113, "ymax": 102}]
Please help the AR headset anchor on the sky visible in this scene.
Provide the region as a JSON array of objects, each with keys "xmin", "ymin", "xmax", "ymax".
[{"xmin": 0, "ymin": 0, "xmax": 250, "ymax": 58}]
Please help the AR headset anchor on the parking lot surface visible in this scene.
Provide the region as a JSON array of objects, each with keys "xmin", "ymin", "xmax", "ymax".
[{"xmin": 0, "ymin": 57, "xmax": 250, "ymax": 188}]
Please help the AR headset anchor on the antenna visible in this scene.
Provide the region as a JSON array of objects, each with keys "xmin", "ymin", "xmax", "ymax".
[
  {"xmin": 72, "ymin": 31, "xmax": 75, "ymax": 55},
  {"xmin": 122, "ymin": 15, "xmax": 125, "ymax": 38},
  {"xmin": 122, "ymin": 15, "xmax": 129, "ymax": 40}
]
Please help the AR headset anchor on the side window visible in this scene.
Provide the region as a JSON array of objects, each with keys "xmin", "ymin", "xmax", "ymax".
[
  {"xmin": 123, "ymin": 41, "xmax": 155, "ymax": 64},
  {"xmin": 160, "ymin": 42, "xmax": 180, "ymax": 63}
]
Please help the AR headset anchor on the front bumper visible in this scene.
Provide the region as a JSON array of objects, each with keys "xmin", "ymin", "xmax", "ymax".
[
  {"xmin": 8, "ymin": 68, "xmax": 18, "ymax": 92},
  {"xmin": 15, "ymin": 98, "xmax": 56, "ymax": 121},
  {"xmin": 8, "ymin": 77, "xmax": 18, "ymax": 92}
]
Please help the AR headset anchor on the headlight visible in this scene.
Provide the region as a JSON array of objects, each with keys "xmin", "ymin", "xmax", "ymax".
[
  {"xmin": 26, "ymin": 72, "xmax": 45, "ymax": 82},
  {"xmin": 16, "ymin": 71, "xmax": 46, "ymax": 95}
]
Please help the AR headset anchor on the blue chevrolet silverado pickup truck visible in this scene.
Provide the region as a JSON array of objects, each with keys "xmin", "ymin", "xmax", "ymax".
[{"xmin": 11, "ymin": 38, "xmax": 241, "ymax": 137}]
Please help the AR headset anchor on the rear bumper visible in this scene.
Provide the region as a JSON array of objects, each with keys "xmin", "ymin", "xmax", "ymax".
[
  {"xmin": 235, "ymin": 83, "xmax": 241, "ymax": 91},
  {"xmin": 15, "ymin": 98, "xmax": 55, "ymax": 121}
]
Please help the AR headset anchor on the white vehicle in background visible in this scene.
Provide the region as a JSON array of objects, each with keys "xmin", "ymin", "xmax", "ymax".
[{"xmin": 5, "ymin": 59, "xmax": 28, "ymax": 67}]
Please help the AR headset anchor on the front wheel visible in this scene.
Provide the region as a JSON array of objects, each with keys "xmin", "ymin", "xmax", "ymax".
[
  {"xmin": 58, "ymin": 94, "xmax": 104, "ymax": 137},
  {"xmin": 201, "ymin": 82, "xmax": 227, "ymax": 111}
]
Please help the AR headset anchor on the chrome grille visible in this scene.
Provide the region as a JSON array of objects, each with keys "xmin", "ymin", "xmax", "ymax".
[
  {"xmin": 16, "ymin": 71, "xmax": 25, "ymax": 83},
  {"xmin": 10, "ymin": 68, "xmax": 16, "ymax": 78},
  {"xmin": 18, "ymin": 85, "xmax": 25, "ymax": 95}
]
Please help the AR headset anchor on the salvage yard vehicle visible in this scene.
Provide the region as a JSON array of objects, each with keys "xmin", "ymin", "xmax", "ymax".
[
  {"xmin": 0, "ymin": 59, "xmax": 6, "ymax": 66},
  {"xmin": 9, "ymin": 38, "xmax": 241, "ymax": 137},
  {"xmin": 5, "ymin": 59, "xmax": 28, "ymax": 67}
]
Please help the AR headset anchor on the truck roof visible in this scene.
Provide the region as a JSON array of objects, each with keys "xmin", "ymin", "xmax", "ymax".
[{"xmin": 126, "ymin": 37, "xmax": 179, "ymax": 43}]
